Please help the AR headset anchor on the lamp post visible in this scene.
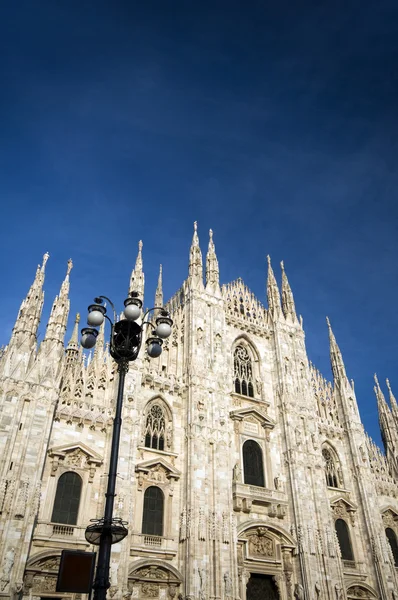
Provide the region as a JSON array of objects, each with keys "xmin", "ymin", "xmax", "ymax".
[{"xmin": 80, "ymin": 291, "xmax": 173, "ymax": 600}]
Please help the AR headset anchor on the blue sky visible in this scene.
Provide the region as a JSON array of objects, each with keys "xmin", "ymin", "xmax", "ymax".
[{"xmin": 1, "ymin": 1, "xmax": 397, "ymax": 446}]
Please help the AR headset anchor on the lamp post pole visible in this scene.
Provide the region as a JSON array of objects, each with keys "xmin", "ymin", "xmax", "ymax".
[{"xmin": 81, "ymin": 293, "xmax": 173, "ymax": 600}]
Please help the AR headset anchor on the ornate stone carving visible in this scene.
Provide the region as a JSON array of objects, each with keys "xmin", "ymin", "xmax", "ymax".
[
  {"xmin": 14, "ymin": 479, "xmax": 29, "ymax": 519},
  {"xmin": 332, "ymin": 500, "xmax": 355, "ymax": 526},
  {"xmin": 142, "ymin": 583, "xmax": 159, "ymax": 597},
  {"xmin": 179, "ymin": 507, "xmax": 187, "ymax": 542},
  {"xmin": 382, "ymin": 509, "xmax": 397, "ymax": 528},
  {"xmin": 247, "ymin": 527, "xmax": 274, "ymax": 557},
  {"xmin": 37, "ymin": 556, "xmax": 60, "ymax": 571},
  {"xmin": 64, "ymin": 448, "xmax": 86, "ymax": 468},
  {"xmin": 198, "ymin": 507, "xmax": 206, "ymax": 541},
  {"xmin": 32, "ymin": 575, "xmax": 57, "ymax": 593},
  {"xmin": 222, "ymin": 512, "xmax": 229, "ymax": 543}
]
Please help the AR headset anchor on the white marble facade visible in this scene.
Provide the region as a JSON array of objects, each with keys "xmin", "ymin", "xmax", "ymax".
[{"xmin": 0, "ymin": 225, "xmax": 397, "ymax": 600}]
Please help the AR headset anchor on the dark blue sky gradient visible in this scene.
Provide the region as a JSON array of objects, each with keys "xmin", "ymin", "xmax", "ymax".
[{"xmin": 1, "ymin": 1, "xmax": 398, "ymax": 446}]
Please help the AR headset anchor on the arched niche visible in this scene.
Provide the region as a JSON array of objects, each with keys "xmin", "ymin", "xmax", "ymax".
[{"xmin": 128, "ymin": 559, "xmax": 182, "ymax": 600}]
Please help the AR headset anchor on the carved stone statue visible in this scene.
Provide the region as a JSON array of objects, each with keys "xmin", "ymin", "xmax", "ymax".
[
  {"xmin": 233, "ymin": 463, "xmax": 241, "ymax": 481},
  {"xmin": 198, "ymin": 567, "xmax": 206, "ymax": 600},
  {"xmin": 0, "ymin": 547, "xmax": 15, "ymax": 591},
  {"xmin": 334, "ymin": 584, "xmax": 343, "ymax": 600},
  {"xmin": 294, "ymin": 583, "xmax": 304, "ymax": 600},
  {"xmin": 224, "ymin": 572, "xmax": 232, "ymax": 599}
]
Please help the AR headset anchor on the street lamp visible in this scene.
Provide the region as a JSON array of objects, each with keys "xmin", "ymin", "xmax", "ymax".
[{"xmin": 81, "ymin": 291, "xmax": 172, "ymax": 600}]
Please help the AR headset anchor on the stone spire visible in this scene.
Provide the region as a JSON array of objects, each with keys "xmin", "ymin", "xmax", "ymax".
[
  {"xmin": 266, "ymin": 255, "xmax": 281, "ymax": 316},
  {"xmin": 188, "ymin": 221, "xmax": 203, "ymax": 289},
  {"xmin": 386, "ymin": 378, "xmax": 398, "ymax": 423},
  {"xmin": 155, "ymin": 265, "xmax": 163, "ymax": 308},
  {"xmin": 41, "ymin": 259, "xmax": 72, "ymax": 350},
  {"xmin": 280, "ymin": 260, "xmax": 297, "ymax": 322},
  {"xmin": 374, "ymin": 374, "xmax": 396, "ymax": 455},
  {"xmin": 129, "ymin": 240, "xmax": 145, "ymax": 303},
  {"xmin": 93, "ymin": 317, "xmax": 105, "ymax": 362},
  {"xmin": 65, "ymin": 313, "xmax": 80, "ymax": 365},
  {"xmin": 326, "ymin": 317, "xmax": 348, "ymax": 384},
  {"xmin": 205, "ymin": 228, "xmax": 220, "ymax": 292},
  {"xmin": 9, "ymin": 252, "xmax": 49, "ymax": 353}
]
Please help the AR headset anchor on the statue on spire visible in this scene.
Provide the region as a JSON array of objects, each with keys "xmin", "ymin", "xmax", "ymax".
[
  {"xmin": 155, "ymin": 264, "xmax": 163, "ymax": 308},
  {"xmin": 41, "ymin": 252, "xmax": 50, "ymax": 273},
  {"xmin": 39, "ymin": 258, "xmax": 72, "ymax": 356},
  {"xmin": 326, "ymin": 317, "xmax": 348, "ymax": 384},
  {"xmin": 206, "ymin": 228, "xmax": 220, "ymax": 291},
  {"xmin": 129, "ymin": 240, "xmax": 145, "ymax": 303},
  {"xmin": 266, "ymin": 255, "xmax": 281, "ymax": 317},
  {"xmin": 280, "ymin": 260, "xmax": 297, "ymax": 322},
  {"xmin": 188, "ymin": 221, "xmax": 203, "ymax": 289}
]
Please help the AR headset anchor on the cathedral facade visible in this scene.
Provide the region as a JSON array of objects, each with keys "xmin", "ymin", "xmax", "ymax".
[{"xmin": 0, "ymin": 224, "xmax": 397, "ymax": 600}]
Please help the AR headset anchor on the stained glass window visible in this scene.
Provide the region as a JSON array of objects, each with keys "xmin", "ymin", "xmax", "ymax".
[
  {"xmin": 142, "ymin": 486, "xmax": 164, "ymax": 536},
  {"xmin": 51, "ymin": 472, "xmax": 82, "ymax": 525},
  {"xmin": 243, "ymin": 440, "xmax": 265, "ymax": 487},
  {"xmin": 335, "ymin": 519, "xmax": 354, "ymax": 561}
]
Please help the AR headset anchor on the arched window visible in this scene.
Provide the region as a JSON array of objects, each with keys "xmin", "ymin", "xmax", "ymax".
[
  {"xmin": 335, "ymin": 519, "xmax": 354, "ymax": 561},
  {"xmin": 386, "ymin": 528, "xmax": 398, "ymax": 566},
  {"xmin": 322, "ymin": 447, "xmax": 342, "ymax": 488},
  {"xmin": 51, "ymin": 472, "xmax": 82, "ymax": 525},
  {"xmin": 145, "ymin": 404, "xmax": 166, "ymax": 451},
  {"xmin": 234, "ymin": 345, "xmax": 254, "ymax": 398},
  {"xmin": 142, "ymin": 486, "xmax": 164, "ymax": 536},
  {"xmin": 243, "ymin": 440, "xmax": 265, "ymax": 487}
]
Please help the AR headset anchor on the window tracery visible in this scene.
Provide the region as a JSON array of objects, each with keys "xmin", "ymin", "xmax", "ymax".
[
  {"xmin": 234, "ymin": 346, "xmax": 254, "ymax": 398},
  {"xmin": 322, "ymin": 446, "xmax": 343, "ymax": 488},
  {"xmin": 144, "ymin": 403, "xmax": 170, "ymax": 451}
]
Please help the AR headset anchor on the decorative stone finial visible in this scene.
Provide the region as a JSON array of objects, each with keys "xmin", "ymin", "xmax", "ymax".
[
  {"xmin": 194, "ymin": 221, "xmax": 197, "ymax": 231},
  {"xmin": 41, "ymin": 252, "xmax": 50, "ymax": 272},
  {"xmin": 66, "ymin": 259, "xmax": 73, "ymax": 276}
]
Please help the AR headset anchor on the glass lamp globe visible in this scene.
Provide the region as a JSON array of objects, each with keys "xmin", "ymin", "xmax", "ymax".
[
  {"xmin": 87, "ymin": 310, "xmax": 105, "ymax": 327},
  {"xmin": 87, "ymin": 304, "xmax": 106, "ymax": 327},
  {"xmin": 155, "ymin": 319, "xmax": 171, "ymax": 340},
  {"xmin": 146, "ymin": 337, "xmax": 163, "ymax": 358},
  {"xmin": 81, "ymin": 328, "xmax": 98, "ymax": 349},
  {"xmin": 123, "ymin": 297, "xmax": 142, "ymax": 321}
]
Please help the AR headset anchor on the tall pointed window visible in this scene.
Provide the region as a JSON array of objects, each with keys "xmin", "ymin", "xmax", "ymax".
[
  {"xmin": 142, "ymin": 486, "xmax": 164, "ymax": 536},
  {"xmin": 335, "ymin": 519, "xmax": 354, "ymax": 561},
  {"xmin": 145, "ymin": 404, "xmax": 166, "ymax": 451},
  {"xmin": 322, "ymin": 447, "xmax": 342, "ymax": 488},
  {"xmin": 51, "ymin": 472, "xmax": 82, "ymax": 525},
  {"xmin": 386, "ymin": 528, "xmax": 398, "ymax": 566},
  {"xmin": 234, "ymin": 345, "xmax": 254, "ymax": 397},
  {"xmin": 243, "ymin": 440, "xmax": 265, "ymax": 487}
]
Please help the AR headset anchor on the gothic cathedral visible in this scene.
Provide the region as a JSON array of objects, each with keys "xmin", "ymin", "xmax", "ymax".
[{"xmin": 0, "ymin": 224, "xmax": 397, "ymax": 600}]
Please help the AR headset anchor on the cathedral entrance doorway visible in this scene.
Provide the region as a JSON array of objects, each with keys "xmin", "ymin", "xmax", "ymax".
[{"xmin": 246, "ymin": 573, "xmax": 279, "ymax": 600}]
